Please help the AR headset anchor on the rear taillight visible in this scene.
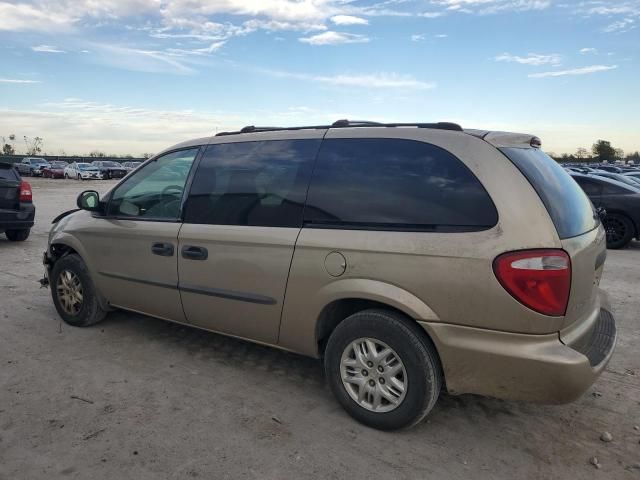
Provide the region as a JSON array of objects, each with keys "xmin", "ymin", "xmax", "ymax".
[
  {"xmin": 19, "ymin": 181, "xmax": 32, "ymax": 202},
  {"xmin": 493, "ymin": 249, "xmax": 571, "ymax": 317}
]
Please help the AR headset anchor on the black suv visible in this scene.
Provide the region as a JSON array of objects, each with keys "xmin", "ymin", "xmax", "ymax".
[{"xmin": 0, "ymin": 163, "xmax": 35, "ymax": 241}]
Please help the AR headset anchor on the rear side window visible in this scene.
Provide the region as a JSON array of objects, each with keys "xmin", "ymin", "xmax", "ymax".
[
  {"xmin": 184, "ymin": 139, "xmax": 321, "ymax": 227},
  {"xmin": 573, "ymin": 177, "xmax": 602, "ymax": 196},
  {"xmin": 501, "ymin": 148, "xmax": 598, "ymax": 239},
  {"xmin": 304, "ymin": 138, "xmax": 497, "ymax": 231},
  {"xmin": 0, "ymin": 165, "xmax": 19, "ymax": 180}
]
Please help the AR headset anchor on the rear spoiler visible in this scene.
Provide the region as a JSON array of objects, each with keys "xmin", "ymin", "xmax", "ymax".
[{"xmin": 465, "ymin": 129, "xmax": 542, "ymax": 149}]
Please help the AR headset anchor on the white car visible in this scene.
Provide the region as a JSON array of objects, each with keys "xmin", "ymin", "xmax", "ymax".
[{"xmin": 64, "ymin": 162, "xmax": 102, "ymax": 180}]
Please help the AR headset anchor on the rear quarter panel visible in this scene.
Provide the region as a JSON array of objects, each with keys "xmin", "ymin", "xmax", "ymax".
[{"xmin": 278, "ymin": 129, "xmax": 565, "ymax": 357}]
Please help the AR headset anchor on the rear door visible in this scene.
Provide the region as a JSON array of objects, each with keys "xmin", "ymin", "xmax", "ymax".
[
  {"xmin": 0, "ymin": 164, "xmax": 20, "ymax": 211},
  {"xmin": 178, "ymin": 134, "xmax": 323, "ymax": 344},
  {"xmin": 76, "ymin": 148, "xmax": 200, "ymax": 322}
]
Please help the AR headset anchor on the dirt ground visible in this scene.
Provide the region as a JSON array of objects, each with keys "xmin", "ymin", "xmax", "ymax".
[{"xmin": 1, "ymin": 177, "xmax": 639, "ymax": 480}]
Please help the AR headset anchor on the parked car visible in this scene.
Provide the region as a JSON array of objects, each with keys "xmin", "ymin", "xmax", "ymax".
[
  {"xmin": 121, "ymin": 161, "xmax": 142, "ymax": 172},
  {"xmin": 595, "ymin": 165, "xmax": 623, "ymax": 173},
  {"xmin": 43, "ymin": 121, "xmax": 616, "ymax": 430},
  {"xmin": 570, "ymin": 173, "xmax": 640, "ymax": 249},
  {"xmin": 15, "ymin": 157, "xmax": 50, "ymax": 177},
  {"xmin": 591, "ymin": 170, "xmax": 640, "ymax": 188},
  {"xmin": 42, "ymin": 161, "xmax": 68, "ymax": 179},
  {"xmin": 0, "ymin": 162, "xmax": 35, "ymax": 241},
  {"xmin": 91, "ymin": 160, "xmax": 127, "ymax": 179},
  {"xmin": 64, "ymin": 162, "xmax": 102, "ymax": 180}
]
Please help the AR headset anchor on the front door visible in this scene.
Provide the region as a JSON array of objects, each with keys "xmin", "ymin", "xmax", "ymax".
[
  {"xmin": 80, "ymin": 147, "xmax": 200, "ymax": 322},
  {"xmin": 177, "ymin": 135, "xmax": 324, "ymax": 344}
]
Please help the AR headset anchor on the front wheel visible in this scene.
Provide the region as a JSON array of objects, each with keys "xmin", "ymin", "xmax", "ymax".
[
  {"xmin": 325, "ymin": 309, "xmax": 442, "ymax": 430},
  {"xmin": 603, "ymin": 213, "xmax": 634, "ymax": 249},
  {"xmin": 50, "ymin": 254, "xmax": 107, "ymax": 327},
  {"xmin": 5, "ymin": 229, "xmax": 30, "ymax": 241}
]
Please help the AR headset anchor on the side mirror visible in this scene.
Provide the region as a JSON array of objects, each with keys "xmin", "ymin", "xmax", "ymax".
[{"xmin": 77, "ymin": 190, "xmax": 100, "ymax": 211}]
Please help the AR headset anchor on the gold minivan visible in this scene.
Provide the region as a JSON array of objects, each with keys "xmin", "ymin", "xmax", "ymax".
[{"xmin": 44, "ymin": 120, "xmax": 616, "ymax": 430}]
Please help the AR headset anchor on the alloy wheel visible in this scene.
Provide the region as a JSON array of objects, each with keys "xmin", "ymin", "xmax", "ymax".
[
  {"xmin": 604, "ymin": 217, "xmax": 626, "ymax": 244},
  {"xmin": 56, "ymin": 270, "xmax": 84, "ymax": 315}
]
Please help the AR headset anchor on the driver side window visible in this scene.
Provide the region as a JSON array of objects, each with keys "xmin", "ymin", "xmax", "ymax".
[{"xmin": 107, "ymin": 148, "xmax": 199, "ymax": 220}]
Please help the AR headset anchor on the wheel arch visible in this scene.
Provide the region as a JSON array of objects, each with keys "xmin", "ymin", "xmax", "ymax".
[{"xmin": 313, "ymin": 279, "xmax": 441, "ymax": 357}]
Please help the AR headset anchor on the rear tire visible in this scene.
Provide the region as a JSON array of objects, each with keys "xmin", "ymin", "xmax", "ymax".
[
  {"xmin": 5, "ymin": 229, "xmax": 30, "ymax": 241},
  {"xmin": 324, "ymin": 309, "xmax": 442, "ymax": 430},
  {"xmin": 50, "ymin": 254, "xmax": 107, "ymax": 327},
  {"xmin": 603, "ymin": 213, "xmax": 634, "ymax": 249}
]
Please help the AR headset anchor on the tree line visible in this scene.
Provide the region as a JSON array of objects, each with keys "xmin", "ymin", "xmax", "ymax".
[
  {"xmin": 549, "ymin": 140, "xmax": 639, "ymax": 164},
  {"xmin": 2, "ymin": 133, "xmax": 638, "ymax": 165},
  {"xmin": 1, "ymin": 134, "xmax": 154, "ymax": 159}
]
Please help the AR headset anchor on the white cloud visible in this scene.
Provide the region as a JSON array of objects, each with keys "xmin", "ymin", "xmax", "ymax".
[
  {"xmin": 430, "ymin": 0, "xmax": 551, "ymax": 14},
  {"xmin": 330, "ymin": 15, "xmax": 368, "ymax": 25},
  {"xmin": 411, "ymin": 34, "xmax": 426, "ymax": 41},
  {"xmin": 299, "ymin": 31, "xmax": 369, "ymax": 45},
  {"xmin": 435, "ymin": 33, "xmax": 448, "ymax": 37},
  {"xmin": 579, "ymin": 47, "xmax": 597, "ymax": 55},
  {"xmin": 0, "ymin": 78, "xmax": 41, "ymax": 84},
  {"xmin": 0, "ymin": 2, "xmax": 76, "ymax": 32},
  {"xmin": 495, "ymin": 52, "xmax": 562, "ymax": 66},
  {"xmin": 528, "ymin": 65, "xmax": 618, "ymax": 78},
  {"xmin": 603, "ymin": 18, "xmax": 636, "ymax": 33},
  {"xmin": 32, "ymin": 44, "xmax": 66, "ymax": 53},
  {"xmin": 262, "ymin": 69, "xmax": 435, "ymax": 89}
]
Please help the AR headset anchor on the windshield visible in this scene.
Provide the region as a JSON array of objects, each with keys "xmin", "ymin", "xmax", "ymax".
[
  {"xmin": 103, "ymin": 161, "xmax": 121, "ymax": 167},
  {"xmin": 501, "ymin": 147, "xmax": 599, "ymax": 239},
  {"xmin": 30, "ymin": 159, "xmax": 47, "ymax": 165},
  {"xmin": 78, "ymin": 164, "xmax": 96, "ymax": 170}
]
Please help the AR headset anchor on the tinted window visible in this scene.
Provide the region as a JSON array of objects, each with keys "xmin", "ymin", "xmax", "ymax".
[
  {"xmin": 573, "ymin": 177, "xmax": 602, "ymax": 196},
  {"xmin": 184, "ymin": 139, "xmax": 320, "ymax": 227},
  {"xmin": 501, "ymin": 148, "xmax": 598, "ymax": 239},
  {"xmin": 0, "ymin": 165, "xmax": 18, "ymax": 180},
  {"xmin": 602, "ymin": 182, "xmax": 637, "ymax": 195},
  {"xmin": 108, "ymin": 148, "xmax": 198, "ymax": 220},
  {"xmin": 304, "ymin": 138, "xmax": 497, "ymax": 231}
]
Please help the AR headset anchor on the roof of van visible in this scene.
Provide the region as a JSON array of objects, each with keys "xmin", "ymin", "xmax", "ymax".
[{"xmin": 157, "ymin": 120, "xmax": 541, "ymax": 156}]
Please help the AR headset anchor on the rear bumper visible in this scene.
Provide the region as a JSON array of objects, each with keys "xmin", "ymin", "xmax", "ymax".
[
  {"xmin": 0, "ymin": 203, "xmax": 35, "ymax": 231},
  {"xmin": 420, "ymin": 290, "xmax": 616, "ymax": 404}
]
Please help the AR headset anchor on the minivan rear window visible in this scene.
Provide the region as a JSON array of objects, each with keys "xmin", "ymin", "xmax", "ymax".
[{"xmin": 501, "ymin": 148, "xmax": 598, "ymax": 239}]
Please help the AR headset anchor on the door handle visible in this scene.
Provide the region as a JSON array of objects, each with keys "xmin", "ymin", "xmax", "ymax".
[
  {"xmin": 181, "ymin": 245, "xmax": 208, "ymax": 260},
  {"xmin": 151, "ymin": 242, "xmax": 175, "ymax": 257}
]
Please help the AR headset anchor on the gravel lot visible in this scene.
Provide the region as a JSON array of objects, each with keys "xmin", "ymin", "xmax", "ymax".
[{"xmin": 1, "ymin": 177, "xmax": 639, "ymax": 480}]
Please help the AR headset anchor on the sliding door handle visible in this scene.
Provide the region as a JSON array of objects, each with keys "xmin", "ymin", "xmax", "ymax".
[
  {"xmin": 151, "ymin": 242, "xmax": 174, "ymax": 257},
  {"xmin": 181, "ymin": 245, "xmax": 208, "ymax": 260}
]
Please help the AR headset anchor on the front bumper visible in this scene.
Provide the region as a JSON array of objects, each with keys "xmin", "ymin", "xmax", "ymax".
[
  {"xmin": 420, "ymin": 292, "xmax": 616, "ymax": 404},
  {"xmin": 0, "ymin": 203, "xmax": 36, "ymax": 231},
  {"xmin": 80, "ymin": 173, "xmax": 101, "ymax": 179}
]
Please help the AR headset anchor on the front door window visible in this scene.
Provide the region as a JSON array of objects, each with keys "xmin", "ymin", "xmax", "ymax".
[{"xmin": 107, "ymin": 148, "xmax": 198, "ymax": 220}]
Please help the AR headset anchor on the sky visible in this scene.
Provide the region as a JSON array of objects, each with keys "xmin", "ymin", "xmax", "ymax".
[{"xmin": 0, "ymin": 0, "xmax": 638, "ymax": 156}]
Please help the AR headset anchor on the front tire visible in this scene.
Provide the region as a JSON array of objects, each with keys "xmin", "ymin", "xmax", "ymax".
[
  {"xmin": 603, "ymin": 213, "xmax": 634, "ymax": 249},
  {"xmin": 325, "ymin": 309, "xmax": 442, "ymax": 430},
  {"xmin": 5, "ymin": 229, "xmax": 30, "ymax": 241},
  {"xmin": 50, "ymin": 254, "xmax": 107, "ymax": 327}
]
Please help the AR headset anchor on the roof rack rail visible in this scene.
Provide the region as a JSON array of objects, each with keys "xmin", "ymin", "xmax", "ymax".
[{"xmin": 215, "ymin": 120, "xmax": 463, "ymax": 136}]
